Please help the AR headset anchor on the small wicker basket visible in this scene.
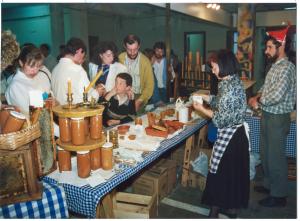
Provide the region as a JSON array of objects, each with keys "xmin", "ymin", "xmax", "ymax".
[{"xmin": 0, "ymin": 122, "xmax": 41, "ymax": 150}]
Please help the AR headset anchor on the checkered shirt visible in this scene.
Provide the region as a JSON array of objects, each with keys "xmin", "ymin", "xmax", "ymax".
[
  {"xmin": 209, "ymin": 122, "xmax": 250, "ymax": 174},
  {"xmin": 259, "ymin": 57, "xmax": 296, "ymax": 114}
]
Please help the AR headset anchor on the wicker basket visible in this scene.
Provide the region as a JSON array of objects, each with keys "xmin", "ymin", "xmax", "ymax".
[{"xmin": 0, "ymin": 122, "xmax": 41, "ymax": 150}]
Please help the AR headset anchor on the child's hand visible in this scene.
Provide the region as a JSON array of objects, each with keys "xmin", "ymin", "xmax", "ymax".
[
  {"xmin": 107, "ymin": 119, "xmax": 120, "ymax": 126},
  {"xmin": 127, "ymin": 88, "xmax": 134, "ymax": 100}
]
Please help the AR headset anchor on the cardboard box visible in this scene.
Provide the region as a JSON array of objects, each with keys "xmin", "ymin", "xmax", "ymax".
[
  {"xmin": 132, "ymin": 168, "xmax": 168, "ymax": 205},
  {"xmin": 113, "ymin": 192, "xmax": 157, "ymax": 218},
  {"xmin": 153, "ymin": 159, "xmax": 177, "ymax": 194}
]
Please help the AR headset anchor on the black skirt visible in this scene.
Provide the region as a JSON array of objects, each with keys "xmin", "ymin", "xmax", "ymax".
[{"xmin": 201, "ymin": 126, "xmax": 250, "ymax": 209}]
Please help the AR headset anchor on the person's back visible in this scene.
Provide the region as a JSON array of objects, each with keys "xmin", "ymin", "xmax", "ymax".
[
  {"xmin": 52, "ymin": 57, "xmax": 85, "ymax": 105},
  {"xmin": 52, "ymin": 37, "xmax": 99, "ymax": 105}
]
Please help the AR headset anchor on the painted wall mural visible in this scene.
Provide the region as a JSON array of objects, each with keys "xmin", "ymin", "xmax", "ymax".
[{"xmin": 237, "ymin": 4, "xmax": 255, "ymax": 80}]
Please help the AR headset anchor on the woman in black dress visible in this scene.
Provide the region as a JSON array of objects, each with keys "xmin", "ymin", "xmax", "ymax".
[{"xmin": 193, "ymin": 49, "xmax": 250, "ymax": 218}]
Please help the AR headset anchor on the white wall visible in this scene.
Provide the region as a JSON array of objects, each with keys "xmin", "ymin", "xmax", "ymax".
[{"xmin": 256, "ymin": 10, "xmax": 296, "ymax": 27}]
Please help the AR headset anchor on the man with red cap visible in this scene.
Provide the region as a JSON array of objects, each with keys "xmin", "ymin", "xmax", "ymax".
[{"xmin": 248, "ymin": 24, "xmax": 296, "ymax": 207}]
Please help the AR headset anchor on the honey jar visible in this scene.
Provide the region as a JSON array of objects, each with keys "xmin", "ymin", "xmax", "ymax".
[
  {"xmin": 90, "ymin": 148, "xmax": 101, "ymax": 170},
  {"xmin": 71, "ymin": 118, "xmax": 86, "ymax": 145},
  {"xmin": 101, "ymin": 142, "xmax": 113, "ymax": 170},
  {"xmin": 135, "ymin": 117, "xmax": 142, "ymax": 125},
  {"xmin": 109, "ymin": 129, "xmax": 118, "ymax": 149},
  {"xmin": 90, "ymin": 114, "xmax": 102, "ymax": 139},
  {"xmin": 59, "ymin": 117, "xmax": 71, "ymax": 142},
  {"xmin": 77, "ymin": 150, "xmax": 91, "ymax": 178},
  {"xmin": 84, "ymin": 117, "xmax": 90, "ymax": 137},
  {"xmin": 2, "ymin": 111, "xmax": 26, "ymax": 134},
  {"xmin": 57, "ymin": 146, "xmax": 71, "ymax": 172},
  {"xmin": 0, "ymin": 107, "xmax": 14, "ymax": 129}
]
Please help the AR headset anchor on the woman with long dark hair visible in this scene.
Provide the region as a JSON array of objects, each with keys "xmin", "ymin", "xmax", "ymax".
[
  {"xmin": 193, "ymin": 49, "xmax": 250, "ymax": 218},
  {"xmin": 88, "ymin": 41, "xmax": 127, "ymax": 97}
]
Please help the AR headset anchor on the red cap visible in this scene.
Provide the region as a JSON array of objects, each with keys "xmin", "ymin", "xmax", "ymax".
[{"xmin": 266, "ymin": 22, "xmax": 291, "ymax": 43}]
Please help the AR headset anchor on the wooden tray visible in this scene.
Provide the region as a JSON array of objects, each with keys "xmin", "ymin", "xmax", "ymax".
[
  {"xmin": 52, "ymin": 105, "xmax": 104, "ymax": 118},
  {"xmin": 56, "ymin": 135, "xmax": 105, "ymax": 151},
  {"xmin": 145, "ymin": 127, "xmax": 168, "ymax": 138}
]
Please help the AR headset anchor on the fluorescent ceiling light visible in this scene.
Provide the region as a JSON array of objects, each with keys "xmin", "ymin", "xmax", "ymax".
[{"xmin": 284, "ymin": 7, "xmax": 296, "ymax": 10}]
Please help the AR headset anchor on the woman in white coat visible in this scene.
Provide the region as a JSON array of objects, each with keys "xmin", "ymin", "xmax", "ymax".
[
  {"xmin": 88, "ymin": 41, "xmax": 127, "ymax": 98},
  {"xmin": 5, "ymin": 45, "xmax": 52, "ymax": 115}
]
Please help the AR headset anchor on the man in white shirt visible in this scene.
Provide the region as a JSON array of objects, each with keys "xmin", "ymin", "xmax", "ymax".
[
  {"xmin": 152, "ymin": 41, "xmax": 168, "ymax": 103},
  {"xmin": 52, "ymin": 38, "xmax": 101, "ymax": 105}
]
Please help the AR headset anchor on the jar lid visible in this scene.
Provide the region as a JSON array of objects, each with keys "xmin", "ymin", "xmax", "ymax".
[
  {"xmin": 102, "ymin": 142, "xmax": 113, "ymax": 149},
  {"xmin": 57, "ymin": 146, "xmax": 64, "ymax": 151},
  {"xmin": 3, "ymin": 107, "xmax": 15, "ymax": 111},
  {"xmin": 10, "ymin": 111, "xmax": 26, "ymax": 119},
  {"xmin": 77, "ymin": 150, "xmax": 90, "ymax": 154},
  {"xmin": 71, "ymin": 117, "xmax": 84, "ymax": 120}
]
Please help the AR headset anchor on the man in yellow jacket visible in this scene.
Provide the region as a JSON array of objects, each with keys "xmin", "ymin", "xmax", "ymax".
[{"xmin": 119, "ymin": 34, "xmax": 154, "ymax": 114}]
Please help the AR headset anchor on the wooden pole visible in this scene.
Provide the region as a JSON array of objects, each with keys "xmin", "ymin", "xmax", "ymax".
[{"xmin": 165, "ymin": 3, "xmax": 171, "ymax": 101}]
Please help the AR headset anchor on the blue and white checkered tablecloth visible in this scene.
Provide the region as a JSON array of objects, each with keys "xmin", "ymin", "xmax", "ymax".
[
  {"xmin": 246, "ymin": 115, "xmax": 296, "ymax": 158},
  {"xmin": 0, "ymin": 180, "xmax": 69, "ymax": 218},
  {"xmin": 44, "ymin": 118, "xmax": 208, "ymax": 218}
]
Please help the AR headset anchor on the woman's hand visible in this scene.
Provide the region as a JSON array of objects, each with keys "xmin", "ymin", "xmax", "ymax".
[
  {"xmin": 193, "ymin": 101, "xmax": 213, "ymax": 118},
  {"xmin": 192, "ymin": 93, "xmax": 209, "ymax": 102},
  {"xmin": 193, "ymin": 101, "xmax": 205, "ymax": 112},
  {"xmin": 45, "ymin": 97, "xmax": 59, "ymax": 107},
  {"xmin": 96, "ymin": 84, "xmax": 107, "ymax": 97}
]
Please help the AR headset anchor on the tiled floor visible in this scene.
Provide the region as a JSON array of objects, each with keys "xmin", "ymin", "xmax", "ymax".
[
  {"xmin": 157, "ymin": 164, "xmax": 297, "ymax": 219},
  {"xmin": 69, "ymin": 163, "xmax": 296, "ymax": 219}
]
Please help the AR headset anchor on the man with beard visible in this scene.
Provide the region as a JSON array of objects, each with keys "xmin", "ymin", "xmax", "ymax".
[
  {"xmin": 248, "ymin": 25, "xmax": 296, "ymax": 207},
  {"xmin": 119, "ymin": 34, "xmax": 154, "ymax": 114},
  {"xmin": 152, "ymin": 41, "xmax": 168, "ymax": 103}
]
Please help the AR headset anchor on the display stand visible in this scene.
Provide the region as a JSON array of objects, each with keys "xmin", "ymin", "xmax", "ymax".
[{"xmin": 52, "ymin": 104, "xmax": 106, "ymax": 176}]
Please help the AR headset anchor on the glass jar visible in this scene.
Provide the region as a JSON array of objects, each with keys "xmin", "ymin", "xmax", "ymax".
[
  {"xmin": 57, "ymin": 146, "xmax": 71, "ymax": 172},
  {"xmin": 90, "ymin": 148, "xmax": 101, "ymax": 170},
  {"xmin": 2, "ymin": 111, "xmax": 26, "ymax": 134},
  {"xmin": 77, "ymin": 150, "xmax": 91, "ymax": 178},
  {"xmin": 71, "ymin": 118, "xmax": 86, "ymax": 145},
  {"xmin": 90, "ymin": 114, "xmax": 102, "ymax": 139},
  {"xmin": 0, "ymin": 107, "xmax": 14, "ymax": 129},
  {"xmin": 59, "ymin": 117, "xmax": 71, "ymax": 142},
  {"xmin": 101, "ymin": 142, "xmax": 113, "ymax": 170}
]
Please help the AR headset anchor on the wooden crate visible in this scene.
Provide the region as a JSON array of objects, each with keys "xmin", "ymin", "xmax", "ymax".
[
  {"xmin": 132, "ymin": 168, "xmax": 168, "ymax": 205},
  {"xmin": 188, "ymin": 170, "xmax": 207, "ymax": 191},
  {"xmin": 0, "ymin": 144, "xmax": 43, "ymax": 206},
  {"xmin": 171, "ymin": 145, "xmax": 185, "ymax": 166},
  {"xmin": 152, "ymin": 159, "xmax": 177, "ymax": 194},
  {"xmin": 113, "ymin": 192, "xmax": 157, "ymax": 218}
]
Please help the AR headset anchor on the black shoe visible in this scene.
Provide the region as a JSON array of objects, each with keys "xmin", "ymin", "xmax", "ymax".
[
  {"xmin": 254, "ymin": 185, "xmax": 270, "ymax": 194},
  {"xmin": 219, "ymin": 208, "xmax": 237, "ymax": 219},
  {"xmin": 258, "ymin": 196, "xmax": 286, "ymax": 207}
]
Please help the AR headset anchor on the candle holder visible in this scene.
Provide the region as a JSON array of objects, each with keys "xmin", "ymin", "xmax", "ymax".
[
  {"xmin": 63, "ymin": 93, "xmax": 77, "ymax": 109},
  {"xmin": 78, "ymin": 92, "xmax": 91, "ymax": 108}
]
